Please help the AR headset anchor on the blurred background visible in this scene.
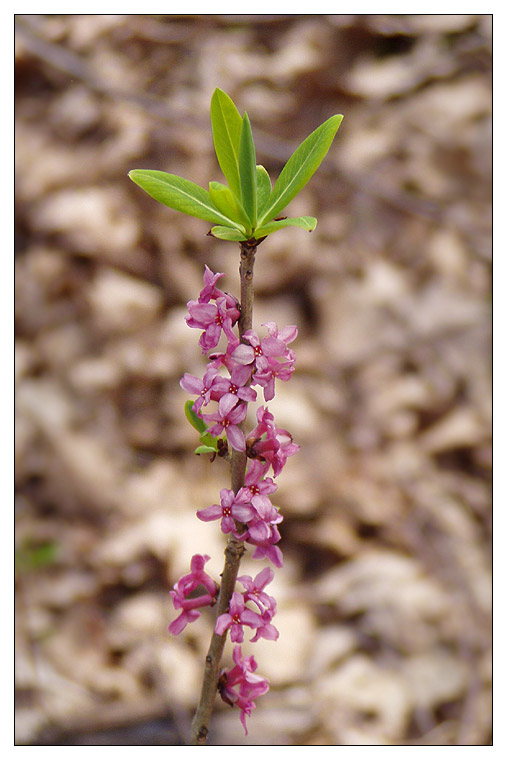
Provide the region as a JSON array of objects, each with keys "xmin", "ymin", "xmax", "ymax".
[{"xmin": 15, "ymin": 15, "xmax": 492, "ymax": 746}]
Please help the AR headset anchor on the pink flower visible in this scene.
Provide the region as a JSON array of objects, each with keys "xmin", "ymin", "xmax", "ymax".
[
  {"xmin": 179, "ymin": 364, "xmax": 222, "ymax": 413},
  {"xmin": 223, "ymin": 645, "xmax": 261, "ymax": 689},
  {"xmin": 247, "ymin": 407, "xmax": 299, "ymax": 476},
  {"xmin": 202, "ymin": 395, "xmax": 247, "ymax": 451},
  {"xmin": 244, "ymin": 460, "xmax": 277, "ymax": 498},
  {"xmin": 271, "ymin": 428, "xmax": 300, "ymax": 477},
  {"xmin": 207, "ymin": 337, "xmax": 241, "ymax": 373},
  {"xmin": 197, "ymin": 265, "xmax": 223, "ymax": 302},
  {"xmin": 212, "ymin": 363, "xmax": 257, "ymax": 405},
  {"xmin": 168, "ymin": 555, "xmax": 218, "ymax": 635},
  {"xmin": 252, "ymin": 353, "xmax": 296, "ymax": 402},
  {"xmin": 249, "ymin": 526, "xmax": 284, "ymax": 568},
  {"xmin": 215, "ymin": 591, "xmax": 262, "ymax": 643},
  {"xmin": 168, "ymin": 592, "xmax": 216, "ymax": 635},
  {"xmin": 237, "ymin": 567, "xmax": 277, "ymax": 614},
  {"xmin": 196, "ymin": 488, "xmax": 256, "ymax": 535},
  {"xmin": 230, "ymin": 329, "xmax": 284, "ymax": 370},
  {"xmin": 173, "ymin": 554, "xmax": 217, "ymax": 598},
  {"xmin": 263, "ymin": 321, "xmax": 298, "ymax": 347},
  {"xmin": 218, "ymin": 646, "xmax": 269, "ymax": 735},
  {"xmin": 211, "ymin": 482, "xmax": 281, "ymax": 566},
  {"xmin": 249, "ymin": 609, "xmax": 279, "ymax": 642},
  {"xmin": 231, "ymin": 323, "xmax": 297, "ymax": 372},
  {"xmin": 198, "ymin": 265, "xmax": 239, "ymax": 310},
  {"xmin": 245, "ymin": 494, "xmax": 283, "ymax": 545},
  {"xmin": 248, "ymin": 405, "xmax": 277, "ymax": 440},
  {"xmin": 186, "ymin": 296, "xmax": 240, "ymax": 353}
]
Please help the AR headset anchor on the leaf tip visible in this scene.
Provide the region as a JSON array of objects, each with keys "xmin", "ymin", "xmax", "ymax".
[{"xmin": 128, "ymin": 169, "xmax": 144, "ymax": 185}]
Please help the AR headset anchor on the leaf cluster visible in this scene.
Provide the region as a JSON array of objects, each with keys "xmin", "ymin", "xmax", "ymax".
[{"xmin": 129, "ymin": 89, "xmax": 342, "ymax": 242}]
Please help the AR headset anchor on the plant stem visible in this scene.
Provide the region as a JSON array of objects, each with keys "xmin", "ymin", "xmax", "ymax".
[{"xmin": 189, "ymin": 240, "xmax": 257, "ymax": 745}]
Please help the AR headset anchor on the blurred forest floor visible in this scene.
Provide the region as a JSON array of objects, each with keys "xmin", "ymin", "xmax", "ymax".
[{"xmin": 15, "ymin": 15, "xmax": 492, "ymax": 746}]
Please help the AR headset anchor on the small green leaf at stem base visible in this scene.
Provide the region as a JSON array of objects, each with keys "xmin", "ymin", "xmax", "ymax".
[
  {"xmin": 209, "ymin": 226, "xmax": 249, "ymax": 241},
  {"xmin": 199, "ymin": 430, "xmax": 220, "ymax": 451},
  {"xmin": 254, "ymin": 216, "xmax": 317, "ymax": 238},
  {"xmin": 184, "ymin": 401, "xmax": 222, "ymax": 453},
  {"xmin": 195, "ymin": 445, "xmax": 219, "ymax": 455},
  {"xmin": 185, "ymin": 400, "xmax": 207, "ymax": 433}
]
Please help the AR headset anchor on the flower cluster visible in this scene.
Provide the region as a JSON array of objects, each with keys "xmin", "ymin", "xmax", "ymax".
[
  {"xmin": 215, "ymin": 568, "xmax": 278, "ymax": 643},
  {"xmin": 169, "ymin": 266, "xmax": 299, "ymax": 734},
  {"xmin": 218, "ymin": 646, "xmax": 270, "ymax": 735}
]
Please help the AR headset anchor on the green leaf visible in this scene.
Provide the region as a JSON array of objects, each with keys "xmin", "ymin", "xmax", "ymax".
[
  {"xmin": 195, "ymin": 444, "xmax": 219, "ymax": 455},
  {"xmin": 185, "ymin": 401, "xmax": 222, "ymax": 453},
  {"xmin": 256, "ymin": 165, "xmax": 272, "ymax": 217},
  {"xmin": 254, "ymin": 216, "xmax": 317, "ymax": 238},
  {"xmin": 210, "ymin": 88, "xmax": 243, "ymax": 198},
  {"xmin": 258, "ymin": 114, "xmax": 343, "ymax": 226},
  {"xmin": 185, "ymin": 400, "xmax": 207, "ymax": 434},
  {"xmin": 197, "ymin": 428, "xmax": 221, "ymax": 452},
  {"xmin": 209, "ymin": 181, "xmax": 250, "ymax": 231},
  {"xmin": 128, "ymin": 170, "xmax": 241, "ymax": 229},
  {"xmin": 210, "ymin": 225, "xmax": 249, "ymax": 241},
  {"xmin": 238, "ymin": 113, "xmax": 257, "ymax": 228}
]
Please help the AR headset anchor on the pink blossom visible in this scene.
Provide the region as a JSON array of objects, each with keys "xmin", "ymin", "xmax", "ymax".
[
  {"xmin": 197, "ymin": 265, "xmax": 239, "ymax": 311},
  {"xmin": 252, "ymin": 352, "xmax": 296, "ymax": 402},
  {"xmin": 248, "ymin": 405, "xmax": 277, "ymax": 440},
  {"xmin": 202, "ymin": 395, "xmax": 247, "ymax": 451},
  {"xmin": 230, "ymin": 329, "xmax": 284, "ymax": 370},
  {"xmin": 230, "ymin": 323, "xmax": 297, "ymax": 373},
  {"xmin": 263, "ymin": 321, "xmax": 298, "ymax": 347},
  {"xmin": 168, "ymin": 592, "xmax": 216, "ymax": 635},
  {"xmin": 197, "ymin": 265, "xmax": 222, "ymax": 302},
  {"xmin": 249, "ymin": 525, "xmax": 284, "ymax": 568},
  {"xmin": 243, "ymin": 495, "xmax": 284, "ymax": 567},
  {"xmin": 173, "ymin": 554, "xmax": 217, "ymax": 598},
  {"xmin": 186, "ymin": 296, "xmax": 240, "ymax": 353},
  {"xmin": 218, "ymin": 646, "xmax": 269, "ymax": 735},
  {"xmin": 251, "ymin": 493, "xmax": 282, "ymax": 523},
  {"xmin": 249, "ymin": 609, "xmax": 279, "ymax": 642},
  {"xmin": 168, "ymin": 555, "xmax": 218, "ymax": 635},
  {"xmin": 271, "ymin": 428, "xmax": 300, "ymax": 477},
  {"xmin": 179, "ymin": 364, "xmax": 222, "ymax": 413},
  {"xmin": 212, "ymin": 363, "xmax": 257, "ymax": 405},
  {"xmin": 237, "ymin": 567, "xmax": 277, "ymax": 614},
  {"xmin": 247, "ymin": 407, "xmax": 299, "ymax": 476},
  {"xmin": 207, "ymin": 337, "xmax": 241, "ymax": 373},
  {"xmin": 223, "ymin": 645, "xmax": 260, "ymax": 689},
  {"xmin": 196, "ymin": 488, "xmax": 256, "ymax": 535},
  {"xmin": 244, "ymin": 460, "xmax": 277, "ymax": 498},
  {"xmin": 215, "ymin": 591, "xmax": 262, "ymax": 643}
]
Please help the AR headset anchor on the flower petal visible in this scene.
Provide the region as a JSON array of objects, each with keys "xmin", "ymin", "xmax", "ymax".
[
  {"xmin": 231, "ymin": 344, "xmax": 255, "ymax": 365},
  {"xmin": 196, "ymin": 504, "xmax": 223, "ymax": 522},
  {"xmin": 215, "ymin": 613, "xmax": 233, "ymax": 636},
  {"xmin": 226, "ymin": 425, "xmax": 246, "ymax": 451}
]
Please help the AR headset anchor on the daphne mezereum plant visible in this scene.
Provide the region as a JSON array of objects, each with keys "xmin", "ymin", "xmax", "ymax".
[{"xmin": 128, "ymin": 88, "xmax": 342, "ymax": 745}]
